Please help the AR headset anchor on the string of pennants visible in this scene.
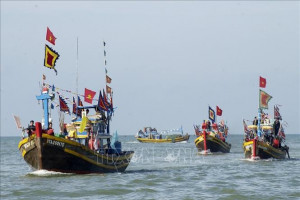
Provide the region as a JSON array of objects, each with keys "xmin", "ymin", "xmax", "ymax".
[{"xmin": 43, "ymin": 82, "xmax": 113, "ymax": 115}]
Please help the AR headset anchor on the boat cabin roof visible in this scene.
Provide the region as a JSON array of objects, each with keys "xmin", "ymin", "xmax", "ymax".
[{"xmin": 247, "ymin": 125, "xmax": 257, "ymax": 129}]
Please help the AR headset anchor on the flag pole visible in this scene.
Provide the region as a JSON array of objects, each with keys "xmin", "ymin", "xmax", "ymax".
[
  {"xmin": 76, "ymin": 37, "xmax": 79, "ymax": 118},
  {"xmin": 257, "ymin": 78, "xmax": 261, "ymax": 137}
]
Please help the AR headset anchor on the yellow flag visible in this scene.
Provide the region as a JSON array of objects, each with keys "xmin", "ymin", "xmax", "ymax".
[{"xmin": 79, "ymin": 116, "xmax": 87, "ymax": 133}]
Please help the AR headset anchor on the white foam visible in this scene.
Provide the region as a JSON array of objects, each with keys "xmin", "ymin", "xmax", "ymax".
[
  {"xmin": 177, "ymin": 141, "xmax": 188, "ymax": 144},
  {"xmin": 164, "ymin": 154, "xmax": 178, "ymax": 162},
  {"xmin": 198, "ymin": 149, "xmax": 212, "ymax": 155},
  {"xmin": 126, "ymin": 141, "xmax": 139, "ymax": 144},
  {"xmin": 28, "ymin": 169, "xmax": 71, "ymax": 176}
]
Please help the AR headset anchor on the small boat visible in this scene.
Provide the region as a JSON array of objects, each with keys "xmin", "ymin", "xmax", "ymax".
[
  {"xmin": 135, "ymin": 127, "xmax": 189, "ymax": 143},
  {"xmin": 17, "ymin": 37, "xmax": 134, "ymax": 173},
  {"xmin": 194, "ymin": 120, "xmax": 231, "ymax": 153},
  {"xmin": 242, "ymin": 77, "xmax": 289, "ymax": 160}
]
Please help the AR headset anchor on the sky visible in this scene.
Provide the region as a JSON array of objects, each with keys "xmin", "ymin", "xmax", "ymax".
[{"xmin": 1, "ymin": 1, "xmax": 299, "ymax": 137}]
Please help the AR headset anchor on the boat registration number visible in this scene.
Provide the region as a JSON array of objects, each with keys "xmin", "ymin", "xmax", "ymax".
[
  {"xmin": 24, "ymin": 140, "xmax": 35, "ymax": 149},
  {"xmin": 47, "ymin": 139, "xmax": 65, "ymax": 148}
]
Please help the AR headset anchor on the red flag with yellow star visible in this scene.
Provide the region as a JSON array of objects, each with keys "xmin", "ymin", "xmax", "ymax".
[
  {"xmin": 46, "ymin": 27, "xmax": 56, "ymax": 45},
  {"xmin": 84, "ymin": 88, "xmax": 96, "ymax": 104},
  {"xmin": 259, "ymin": 76, "xmax": 266, "ymax": 88},
  {"xmin": 216, "ymin": 106, "xmax": 222, "ymax": 116},
  {"xmin": 259, "ymin": 89, "xmax": 272, "ymax": 109}
]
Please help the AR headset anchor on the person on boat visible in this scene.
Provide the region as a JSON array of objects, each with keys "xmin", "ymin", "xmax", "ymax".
[
  {"xmin": 27, "ymin": 120, "xmax": 36, "ymax": 136},
  {"xmin": 253, "ymin": 117, "xmax": 258, "ymax": 125},
  {"xmin": 47, "ymin": 122, "xmax": 54, "ymax": 136},
  {"xmin": 25, "ymin": 128, "xmax": 32, "ymax": 137},
  {"xmin": 61, "ymin": 124, "xmax": 68, "ymax": 138},
  {"xmin": 218, "ymin": 122, "xmax": 224, "ymax": 133},
  {"xmin": 273, "ymin": 118, "xmax": 281, "ymax": 137},
  {"xmin": 206, "ymin": 120, "xmax": 211, "ymax": 131}
]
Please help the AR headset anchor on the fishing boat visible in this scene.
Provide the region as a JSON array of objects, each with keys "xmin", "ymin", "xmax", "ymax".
[
  {"xmin": 194, "ymin": 106, "xmax": 231, "ymax": 153},
  {"xmin": 242, "ymin": 77, "xmax": 289, "ymax": 160},
  {"xmin": 16, "ymin": 31, "xmax": 134, "ymax": 173},
  {"xmin": 194, "ymin": 120, "xmax": 231, "ymax": 153},
  {"xmin": 18, "ymin": 101, "xmax": 134, "ymax": 173},
  {"xmin": 135, "ymin": 127, "xmax": 189, "ymax": 143}
]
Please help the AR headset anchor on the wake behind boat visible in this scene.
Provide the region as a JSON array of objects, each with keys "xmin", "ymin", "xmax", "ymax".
[{"xmin": 135, "ymin": 127, "xmax": 189, "ymax": 143}]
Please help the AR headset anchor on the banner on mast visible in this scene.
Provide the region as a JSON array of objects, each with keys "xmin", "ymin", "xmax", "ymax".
[
  {"xmin": 44, "ymin": 44, "xmax": 59, "ymax": 74},
  {"xmin": 259, "ymin": 89, "xmax": 272, "ymax": 109},
  {"xmin": 209, "ymin": 106, "xmax": 215, "ymax": 123}
]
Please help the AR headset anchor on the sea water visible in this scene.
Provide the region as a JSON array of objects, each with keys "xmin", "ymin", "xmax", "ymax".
[{"xmin": 1, "ymin": 135, "xmax": 300, "ymax": 199}]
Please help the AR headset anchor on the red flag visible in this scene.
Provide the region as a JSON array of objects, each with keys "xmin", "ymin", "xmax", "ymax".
[
  {"xmin": 59, "ymin": 96, "xmax": 69, "ymax": 113},
  {"xmin": 216, "ymin": 106, "xmax": 222, "ymax": 116},
  {"xmin": 84, "ymin": 88, "xmax": 96, "ymax": 104},
  {"xmin": 72, "ymin": 97, "xmax": 77, "ymax": 115},
  {"xmin": 259, "ymin": 76, "xmax": 266, "ymax": 88},
  {"xmin": 274, "ymin": 105, "xmax": 282, "ymax": 120},
  {"xmin": 46, "ymin": 27, "xmax": 56, "ymax": 45},
  {"xmin": 77, "ymin": 96, "xmax": 83, "ymax": 116},
  {"xmin": 110, "ymin": 94, "xmax": 113, "ymax": 111},
  {"xmin": 98, "ymin": 91, "xmax": 108, "ymax": 111},
  {"xmin": 103, "ymin": 90, "xmax": 110, "ymax": 108}
]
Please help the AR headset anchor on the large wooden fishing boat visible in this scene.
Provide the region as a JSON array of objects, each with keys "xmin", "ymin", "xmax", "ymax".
[
  {"xmin": 17, "ymin": 34, "xmax": 134, "ymax": 173},
  {"xmin": 243, "ymin": 119, "xmax": 289, "ymax": 159},
  {"xmin": 194, "ymin": 120, "xmax": 231, "ymax": 153},
  {"xmin": 18, "ymin": 89, "xmax": 134, "ymax": 174},
  {"xmin": 243, "ymin": 138, "xmax": 287, "ymax": 159},
  {"xmin": 135, "ymin": 127, "xmax": 189, "ymax": 143},
  {"xmin": 242, "ymin": 77, "xmax": 289, "ymax": 160},
  {"xmin": 18, "ymin": 130, "xmax": 133, "ymax": 173}
]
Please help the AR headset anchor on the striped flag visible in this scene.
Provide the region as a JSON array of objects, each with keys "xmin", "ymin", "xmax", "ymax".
[{"xmin": 274, "ymin": 105, "xmax": 282, "ymax": 120}]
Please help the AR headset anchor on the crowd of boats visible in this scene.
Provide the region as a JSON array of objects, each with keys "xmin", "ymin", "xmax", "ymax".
[
  {"xmin": 17, "ymin": 89, "xmax": 289, "ymax": 174},
  {"xmin": 15, "ymin": 31, "xmax": 290, "ymax": 174}
]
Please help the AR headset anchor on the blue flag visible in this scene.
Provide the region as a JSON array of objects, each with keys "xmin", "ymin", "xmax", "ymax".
[{"xmin": 209, "ymin": 106, "xmax": 215, "ymax": 123}]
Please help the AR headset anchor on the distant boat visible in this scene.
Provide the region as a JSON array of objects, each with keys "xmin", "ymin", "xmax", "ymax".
[
  {"xmin": 194, "ymin": 120, "xmax": 231, "ymax": 153},
  {"xmin": 242, "ymin": 77, "xmax": 289, "ymax": 160},
  {"xmin": 135, "ymin": 127, "xmax": 189, "ymax": 143}
]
